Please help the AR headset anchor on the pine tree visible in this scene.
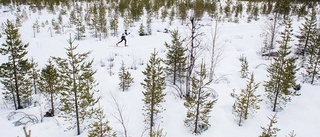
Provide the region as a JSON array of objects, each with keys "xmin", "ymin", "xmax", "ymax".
[
  {"xmin": 178, "ymin": 2, "xmax": 187, "ymax": 25},
  {"xmin": 169, "ymin": 7, "xmax": 175, "ymax": 25},
  {"xmin": 286, "ymin": 130, "xmax": 297, "ymax": 137},
  {"xmin": 295, "ymin": 7, "xmax": 318, "ymax": 63},
  {"xmin": 97, "ymin": 0, "xmax": 107, "ymax": 40},
  {"xmin": 146, "ymin": 13, "xmax": 152, "ymax": 35},
  {"xmin": 0, "ymin": 20, "xmax": 33, "ymax": 110},
  {"xmin": 184, "ymin": 61, "xmax": 215, "ymax": 134},
  {"xmin": 274, "ymin": 0, "xmax": 291, "ymax": 18},
  {"xmin": 110, "ymin": 10, "xmax": 119, "ymax": 37},
  {"xmin": 141, "ymin": 49, "xmax": 166, "ymax": 137},
  {"xmin": 129, "ymin": 0, "xmax": 143, "ymax": 21},
  {"xmin": 119, "ymin": 61, "xmax": 134, "ymax": 92},
  {"xmin": 259, "ymin": 114, "xmax": 280, "ymax": 137},
  {"xmin": 29, "ymin": 58, "xmax": 40, "ymax": 95},
  {"xmin": 233, "ymin": 72, "xmax": 261, "ymax": 126},
  {"xmin": 239, "ymin": 56, "xmax": 249, "ymax": 78},
  {"xmin": 264, "ymin": 18, "xmax": 299, "ymax": 112},
  {"xmin": 150, "ymin": 125, "xmax": 167, "ymax": 137},
  {"xmin": 53, "ymin": 36, "xmax": 98, "ymax": 135},
  {"xmin": 304, "ymin": 33, "xmax": 320, "ymax": 84},
  {"xmin": 88, "ymin": 106, "xmax": 116, "ymax": 137},
  {"xmin": 193, "ymin": 0, "xmax": 204, "ymax": 20},
  {"xmin": 164, "ymin": 30, "xmax": 187, "ymax": 86},
  {"xmin": 89, "ymin": 3, "xmax": 99, "ymax": 38},
  {"xmin": 161, "ymin": 8, "xmax": 168, "ymax": 23},
  {"xmin": 74, "ymin": 3, "xmax": 86, "ymax": 40},
  {"xmin": 38, "ymin": 59, "xmax": 60, "ymax": 116},
  {"xmin": 32, "ymin": 19, "xmax": 40, "ymax": 38},
  {"xmin": 139, "ymin": 23, "xmax": 146, "ymax": 36}
]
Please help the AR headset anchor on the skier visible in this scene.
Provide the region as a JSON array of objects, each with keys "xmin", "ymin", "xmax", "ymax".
[{"xmin": 116, "ymin": 30, "xmax": 130, "ymax": 46}]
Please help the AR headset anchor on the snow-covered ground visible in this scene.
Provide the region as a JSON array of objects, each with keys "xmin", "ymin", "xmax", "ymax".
[{"xmin": 0, "ymin": 6, "xmax": 319, "ymax": 137}]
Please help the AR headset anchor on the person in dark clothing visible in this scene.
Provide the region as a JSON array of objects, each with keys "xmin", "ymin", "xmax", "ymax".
[{"xmin": 116, "ymin": 30, "xmax": 130, "ymax": 46}]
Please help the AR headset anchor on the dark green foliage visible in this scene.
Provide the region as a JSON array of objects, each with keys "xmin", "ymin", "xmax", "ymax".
[
  {"xmin": 184, "ymin": 61, "xmax": 215, "ymax": 135},
  {"xmin": 53, "ymin": 36, "xmax": 98, "ymax": 135},
  {"xmin": 119, "ymin": 61, "xmax": 134, "ymax": 91},
  {"xmin": 97, "ymin": 0, "xmax": 108, "ymax": 40},
  {"xmin": 274, "ymin": 0, "xmax": 291, "ymax": 18},
  {"xmin": 264, "ymin": 18, "xmax": 299, "ymax": 112},
  {"xmin": 164, "ymin": 30, "xmax": 187, "ymax": 86},
  {"xmin": 193, "ymin": 0, "xmax": 205, "ymax": 20},
  {"xmin": 74, "ymin": 3, "xmax": 86, "ymax": 40},
  {"xmin": 233, "ymin": 72, "xmax": 261, "ymax": 126},
  {"xmin": 38, "ymin": 59, "xmax": 60, "ymax": 117},
  {"xmin": 87, "ymin": 106, "xmax": 116, "ymax": 137},
  {"xmin": 0, "ymin": 20, "xmax": 32, "ymax": 110},
  {"xmin": 139, "ymin": 23, "xmax": 146, "ymax": 36},
  {"xmin": 141, "ymin": 49, "xmax": 166, "ymax": 137},
  {"xmin": 259, "ymin": 114, "xmax": 280, "ymax": 137},
  {"xmin": 178, "ymin": 3, "xmax": 187, "ymax": 25},
  {"xmin": 299, "ymin": 7, "xmax": 320, "ymax": 84},
  {"xmin": 295, "ymin": 7, "xmax": 318, "ymax": 60},
  {"xmin": 234, "ymin": 1, "xmax": 243, "ymax": 18},
  {"xmin": 304, "ymin": 33, "xmax": 320, "ymax": 84},
  {"xmin": 129, "ymin": 0, "xmax": 143, "ymax": 21}
]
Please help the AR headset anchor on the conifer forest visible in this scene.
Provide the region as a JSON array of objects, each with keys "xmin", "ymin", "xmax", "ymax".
[{"xmin": 0, "ymin": 0, "xmax": 319, "ymax": 137}]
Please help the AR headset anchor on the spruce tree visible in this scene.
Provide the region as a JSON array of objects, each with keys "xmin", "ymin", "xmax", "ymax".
[
  {"xmin": 178, "ymin": 3, "xmax": 187, "ymax": 25},
  {"xmin": 169, "ymin": 7, "xmax": 175, "ymax": 25},
  {"xmin": 164, "ymin": 30, "xmax": 187, "ymax": 86},
  {"xmin": 304, "ymin": 33, "xmax": 320, "ymax": 84},
  {"xmin": 295, "ymin": 7, "xmax": 317, "ymax": 63},
  {"xmin": 193, "ymin": 0, "xmax": 204, "ymax": 20},
  {"xmin": 97, "ymin": 0, "xmax": 107, "ymax": 40},
  {"xmin": 264, "ymin": 18, "xmax": 299, "ymax": 112},
  {"xmin": 184, "ymin": 61, "xmax": 215, "ymax": 134},
  {"xmin": 88, "ymin": 106, "xmax": 116, "ymax": 137},
  {"xmin": 0, "ymin": 20, "xmax": 33, "ymax": 110},
  {"xmin": 38, "ymin": 59, "xmax": 60, "ymax": 116},
  {"xmin": 53, "ymin": 36, "xmax": 98, "ymax": 135},
  {"xmin": 119, "ymin": 61, "xmax": 134, "ymax": 92},
  {"xmin": 233, "ymin": 72, "xmax": 261, "ymax": 126},
  {"xmin": 141, "ymin": 49, "xmax": 166, "ymax": 137},
  {"xmin": 89, "ymin": 3, "xmax": 99, "ymax": 38},
  {"xmin": 239, "ymin": 56, "xmax": 249, "ymax": 78},
  {"xmin": 30, "ymin": 57, "xmax": 40, "ymax": 94},
  {"xmin": 110, "ymin": 10, "xmax": 119, "ymax": 37},
  {"xmin": 74, "ymin": 3, "xmax": 86, "ymax": 40},
  {"xmin": 286, "ymin": 130, "xmax": 297, "ymax": 137},
  {"xmin": 259, "ymin": 114, "xmax": 280, "ymax": 137}
]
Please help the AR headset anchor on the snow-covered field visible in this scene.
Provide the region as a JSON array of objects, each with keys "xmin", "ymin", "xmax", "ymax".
[{"xmin": 0, "ymin": 5, "xmax": 319, "ymax": 137}]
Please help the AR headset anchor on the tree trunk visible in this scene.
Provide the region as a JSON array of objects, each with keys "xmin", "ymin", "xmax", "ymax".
[
  {"xmin": 194, "ymin": 87, "xmax": 201, "ymax": 134},
  {"xmin": 270, "ymin": 12, "xmax": 279, "ymax": 50},
  {"xmin": 73, "ymin": 63, "xmax": 80, "ymax": 135},
  {"xmin": 173, "ymin": 61, "xmax": 177, "ymax": 85},
  {"xmin": 245, "ymin": 93, "xmax": 250, "ymax": 119},
  {"xmin": 186, "ymin": 17, "xmax": 197, "ymax": 97},
  {"xmin": 209, "ymin": 19, "xmax": 218, "ymax": 81},
  {"xmin": 50, "ymin": 91, "xmax": 55, "ymax": 116},
  {"xmin": 12, "ymin": 54, "xmax": 22, "ymax": 109},
  {"xmin": 238, "ymin": 111, "xmax": 243, "ymax": 126},
  {"xmin": 150, "ymin": 78, "xmax": 155, "ymax": 137}
]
